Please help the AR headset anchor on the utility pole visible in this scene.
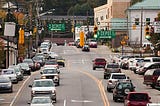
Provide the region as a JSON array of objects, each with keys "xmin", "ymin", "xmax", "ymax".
[{"xmin": 140, "ymin": 7, "xmax": 143, "ymax": 57}]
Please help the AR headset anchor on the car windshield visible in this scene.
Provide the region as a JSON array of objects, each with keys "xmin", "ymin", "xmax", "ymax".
[
  {"xmin": 19, "ymin": 63, "xmax": 29, "ymax": 68},
  {"xmin": 23, "ymin": 59, "xmax": 33, "ymax": 63},
  {"xmin": 107, "ymin": 64, "xmax": 119, "ymax": 68},
  {"xmin": 0, "ymin": 77, "xmax": 10, "ymax": 83},
  {"xmin": 43, "ymin": 69, "xmax": 57, "ymax": 74},
  {"xmin": 31, "ymin": 97, "xmax": 51, "ymax": 104},
  {"xmin": 96, "ymin": 59, "xmax": 105, "ymax": 62},
  {"xmin": 2, "ymin": 70, "xmax": 14, "ymax": 75},
  {"xmin": 118, "ymin": 82, "xmax": 132, "ymax": 89},
  {"xmin": 129, "ymin": 93, "xmax": 148, "ymax": 101},
  {"xmin": 33, "ymin": 80, "xmax": 54, "ymax": 87},
  {"xmin": 112, "ymin": 75, "xmax": 126, "ymax": 79}
]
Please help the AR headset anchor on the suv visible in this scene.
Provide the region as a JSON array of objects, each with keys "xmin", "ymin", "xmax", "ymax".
[
  {"xmin": 124, "ymin": 92, "xmax": 151, "ymax": 106},
  {"xmin": 113, "ymin": 80, "xmax": 135, "ymax": 102},
  {"xmin": 104, "ymin": 63, "xmax": 121, "ymax": 79},
  {"xmin": 40, "ymin": 67, "xmax": 60, "ymax": 86},
  {"xmin": 92, "ymin": 58, "xmax": 106, "ymax": 70},
  {"xmin": 107, "ymin": 73, "xmax": 129, "ymax": 92},
  {"xmin": 29, "ymin": 79, "xmax": 56, "ymax": 102},
  {"xmin": 143, "ymin": 68, "xmax": 160, "ymax": 88}
]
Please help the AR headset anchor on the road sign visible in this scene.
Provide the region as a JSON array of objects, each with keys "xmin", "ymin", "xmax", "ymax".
[{"xmin": 48, "ymin": 23, "xmax": 65, "ymax": 31}]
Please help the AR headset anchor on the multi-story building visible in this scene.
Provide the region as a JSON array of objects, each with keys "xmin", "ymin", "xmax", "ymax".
[
  {"xmin": 94, "ymin": 0, "xmax": 131, "ymax": 47},
  {"xmin": 127, "ymin": 0, "xmax": 160, "ymax": 46}
]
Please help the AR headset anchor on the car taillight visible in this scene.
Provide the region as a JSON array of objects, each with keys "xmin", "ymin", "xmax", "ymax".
[
  {"xmin": 152, "ymin": 76, "xmax": 158, "ymax": 82},
  {"xmin": 136, "ymin": 63, "xmax": 138, "ymax": 66},
  {"xmin": 127, "ymin": 101, "xmax": 131, "ymax": 106}
]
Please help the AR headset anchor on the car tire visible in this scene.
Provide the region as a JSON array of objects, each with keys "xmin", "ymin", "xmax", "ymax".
[
  {"xmin": 107, "ymin": 87, "xmax": 111, "ymax": 92},
  {"xmin": 104, "ymin": 75, "xmax": 106, "ymax": 79},
  {"xmin": 9, "ymin": 87, "xmax": 13, "ymax": 93},
  {"xmin": 93, "ymin": 67, "xmax": 96, "ymax": 70}
]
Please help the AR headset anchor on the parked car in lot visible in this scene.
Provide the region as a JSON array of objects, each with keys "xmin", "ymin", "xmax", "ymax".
[
  {"xmin": 124, "ymin": 92, "xmax": 151, "ymax": 106},
  {"xmin": 28, "ymin": 96, "xmax": 54, "ymax": 106},
  {"xmin": 18, "ymin": 63, "xmax": 31, "ymax": 75},
  {"xmin": 0, "ymin": 76, "xmax": 13, "ymax": 93},
  {"xmin": 29, "ymin": 79, "xmax": 56, "ymax": 102},
  {"xmin": 113, "ymin": 80, "xmax": 135, "ymax": 102},
  {"xmin": 107, "ymin": 73, "xmax": 129, "ymax": 92},
  {"xmin": 143, "ymin": 68, "xmax": 160, "ymax": 88},
  {"xmin": 92, "ymin": 58, "xmax": 107, "ymax": 70},
  {"xmin": 104, "ymin": 63, "xmax": 121, "ymax": 79},
  {"xmin": 136, "ymin": 62, "xmax": 160, "ymax": 75},
  {"xmin": 9, "ymin": 65, "xmax": 24, "ymax": 81},
  {"xmin": 40, "ymin": 67, "xmax": 60, "ymax": 86},
  {"xmin": 1, "ymin": 69, "xmax": 18, "ymax": 84}
]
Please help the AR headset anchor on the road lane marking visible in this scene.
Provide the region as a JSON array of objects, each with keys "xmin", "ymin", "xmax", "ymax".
[
  {"xmin": 64, "ymin": 99, "xmax": 66, "ymax": 106},
  {"xmin": 9, "ymin": 76, "xmax": 30, "ymax": 106},
  {"xmin": 71, "ymin": 99, "xmax": 93, "ymax": 103}
]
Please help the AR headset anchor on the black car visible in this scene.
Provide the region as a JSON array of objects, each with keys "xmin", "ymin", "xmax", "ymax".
[
  {"xmin": 0, "ymin": 76, "xmax": 13, "ymax": 93},
  {"xmin": 18, "ymin": 63, "xmax": 31, "ymax": 75},
  {"xmin": 82, "ymin": 45, "xmax": 90, "ymax": 52},
  {"xmin": 112, "ymin": 80, "xmax": 135, "ymax": 102}
]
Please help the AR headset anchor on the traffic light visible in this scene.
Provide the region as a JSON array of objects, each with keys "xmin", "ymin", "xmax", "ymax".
[
  {"xmin": 18, "ymin": 28, "xmax": 24, "ymax": 44},
  {"xmin": 135, "ymin": 18, "xmax": 139, "ymax": 25},
  {"xmin": 145, "ymin": 26, "xmax": 150, "ymax": 40},
  {"xmin": 94, "ymin": 26, "xmax": 98, "ymax": 35}
]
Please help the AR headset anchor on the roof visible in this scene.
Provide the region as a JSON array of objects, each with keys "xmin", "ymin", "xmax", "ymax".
[{"xmin": 128, "ymin": 0, "xmax": 160, "ymax": 10}]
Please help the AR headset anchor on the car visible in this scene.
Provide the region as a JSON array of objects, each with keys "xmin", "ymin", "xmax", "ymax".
[
  {"xmin": 128, "ymin": 58, "xmax": 144, "ymax": 72},
  {"xmin": 107, "ymin": 73, "xmax": 129, "ymax": 92},
  {"xmin": 32, "ymin": 56, "xmax": 45, "ymax": 67},
  {"xmin": 48, "ymin": 52, "xmax": 59, "ymax": 59},
  {"xmin": 29, "ymin": 79, "xmax": 56, "ymax": 102},
  {"xmin": 23, "ymin": 59, "xmax": 36, "ymax": 71},
  {"xmin": 40, "ymin": 67, "xmax": 60, "ymax": 86},
  {"xmin": 143, "ymin": 68, "xmax": 160, "ymax": 88},
  {"xmin": 88, "ymin": 39, "xmax": 97, "ymax": 48},
  {"xmin": 44, "ymin": 59, "xmax": 59, "ymax": 69},
  {"xmin": 124, "ymin": 92, "xmax": 151, "ymax": 106},
  {"xmin": 113, "ymin": 80, "xmax": 135, "ymax": 102},
  {"xmin": 136, "ymin": 62, "xmax": 160, "ymax": 75},
  {"xmin": 56, "ymin": 56, "xmax": 65, "ymax": 67},
  {"xmin": 104, "ymin": 62, "xmax": 121, "ymax": 79},
  {"xmin": 1, "ymin": 69, "xmax": 18, "ymax": 84},
  {"xmin": 155, "ymin": 76, "xmax": 160, "ymax": 90},
  {"xmin": 28, "ymin": 96, "xmax": 54, "ymax": 106},
  {"xmin": 82, "ymin": 44, "xmax": 90, "ymax": 52},
  {"xmin": 8, "ymin": 65, "xmax": 24, "ymax": 81},
  {"xmin": 0, "ymin": 76, "xmax": 13, "ymax": 93},
  {"xmin": 18, "ymin": 63, "xmax": 31, "ymax": 75},
  {"xmin": 92, "ymin": 58, "xmax": 107, "ymax": 70}
]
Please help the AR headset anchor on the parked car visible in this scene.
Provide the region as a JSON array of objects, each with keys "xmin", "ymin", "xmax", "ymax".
[
  {"xmin": 40, "ymin": 67, "xmax": 60, "ymax": 86},
  {"xmin": 136, "ymin": 62, "xmax": 160, "ymax": 75},
  {"xmin": 0, "ymin": 76, "xmax": 13, "ymax": 93},
  {"xmin": 28, "ymin": 96, "xmax": 54, "ymax": 106},
  {"xmin": 1, "ymin": 69, "xmax": 18, "ymax": 84},
  {"xmin": 29, "ymin": 79, "xmax": 56, "ymax": 102},
  {"xmin": 104, "ymin": 63, "xmax": 121, "ymax": 79},
  {"xmin": 143, "ymin": 68, "xmax": 160, "ymax": 88},
  {"xmin": 113, "ymin": 80, "xmax": 135, "ymax": 102},
  {"xmin": 107, "ymin": 73, "xmax": 129, "ymax": 92},
  {"xmin": 18, "ymin": 63, "xmax": 31, "ymax": 75},
  {"xmin": 9, "ymin": 65, "xmax": 24, "ymax": 81},
  {"xmin": 124, "ymin": 92, "xmax": 151, "ymax": 106},
  {"xmin": 92, "ymin": 58, "xmax": 107, "ymax": 70}
]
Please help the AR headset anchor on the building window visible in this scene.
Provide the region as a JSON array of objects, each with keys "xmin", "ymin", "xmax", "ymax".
[
  {"xmin": 96, "ymin": 17, "xmax": 98, "ymax": 22},
  {"xmin": 100, "ymin": 16, "xmax": 103, "ymax": 20},
  {"xmin": 135, "ymin": 18, "xmax": 139, "ymax": 25}
]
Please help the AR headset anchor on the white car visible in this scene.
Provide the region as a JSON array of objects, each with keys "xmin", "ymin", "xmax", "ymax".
[
  {"xmin": 128, "ymin": 58, "xmax": 144, "ymax": 72},
  {"xmin": 29, "ymin": 96, "xmax": 54, "ymax": 106},
  {"xmin": 29, "ymin": 79, "xmax": 56, "ymax": 102},
  {"xmin": 1, "ymin": 69, "xmax": 18, "ymax": 84},
  {"xmin": 107, "ymin": 73, "xmax": 129, "ymax": 92}
]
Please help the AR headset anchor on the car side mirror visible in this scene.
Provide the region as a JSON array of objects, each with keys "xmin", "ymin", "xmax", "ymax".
[{"xmin": 28, "ymin": 85, "xmax": 32, "ymax": 87}]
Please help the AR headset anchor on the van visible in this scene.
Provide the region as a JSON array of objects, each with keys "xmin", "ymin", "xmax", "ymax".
[{"xmin": 143, "ymin": 68, "xmax": 160, "ymax": 88}]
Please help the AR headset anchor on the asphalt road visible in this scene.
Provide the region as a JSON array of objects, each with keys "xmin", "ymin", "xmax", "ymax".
[{"xmin": 0, "ymin": 45, "xmax": 160, "ymax": 106}]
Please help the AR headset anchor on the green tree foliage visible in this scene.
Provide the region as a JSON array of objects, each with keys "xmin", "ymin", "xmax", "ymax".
[{"xmin": 131, "ymin": 0, "xmax": 143, "ymax": 5}]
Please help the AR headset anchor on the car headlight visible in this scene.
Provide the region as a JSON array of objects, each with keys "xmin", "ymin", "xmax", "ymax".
[
  {"xmin": 31, "ymin": 90, "xmax": 35, "ymax": 95},
  {"xmin": 41, "ymin": 76, "xmax": 46, "ymax": 79},
  {"xmin": 7, "ymin": 82, "xmax": 12, "ymax": 87},
  {"xmin": 52, "ymin": 90, "xmax": 56, "ymax": 95}
]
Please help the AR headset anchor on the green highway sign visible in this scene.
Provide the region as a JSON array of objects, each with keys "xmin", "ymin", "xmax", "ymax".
[
  {"xmin": 97, "ymin": 30, "xmax": 116, "ymax": 39},
  {"xmin": 48, "ymin": 23, "xmax": 65, "ymax": 31}
]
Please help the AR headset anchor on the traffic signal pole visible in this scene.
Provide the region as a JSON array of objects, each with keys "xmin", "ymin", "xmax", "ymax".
[{"xmin": 140, "ymin": 7, "xmax": 143, "ymax": 57}]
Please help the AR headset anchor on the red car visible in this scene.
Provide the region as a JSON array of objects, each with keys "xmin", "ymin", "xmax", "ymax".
[
  {"xmin": 124, "ymin": 92, "xmax": 151, "ymax": 106},
  {"xmin": 92, "ymin": 58, "xmax": 107, "ymax": 70}
]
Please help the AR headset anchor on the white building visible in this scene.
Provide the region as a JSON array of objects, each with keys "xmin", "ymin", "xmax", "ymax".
[{"xmin": 127, "ymin": 0, "xmax": 160, "ymax": 45}]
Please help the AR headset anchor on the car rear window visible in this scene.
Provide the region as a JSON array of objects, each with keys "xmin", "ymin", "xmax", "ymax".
[
  {"xmin": 129, "ymin": 93, "xmax": 148, "ymax": 101},
  {"xmin": 107, "ymin": 64, "xmax": 119, "ymax": 68},
  {"xmin": 153, "ymin": 58, "xmax": 160, "ymax": 62},
  {"xmin": 112, "ymin": 75, "xmax": 126, "ymax": 79},
  {"xmin": 96, "ymin": 59, "xmax": 106, "ymax": 62}
]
